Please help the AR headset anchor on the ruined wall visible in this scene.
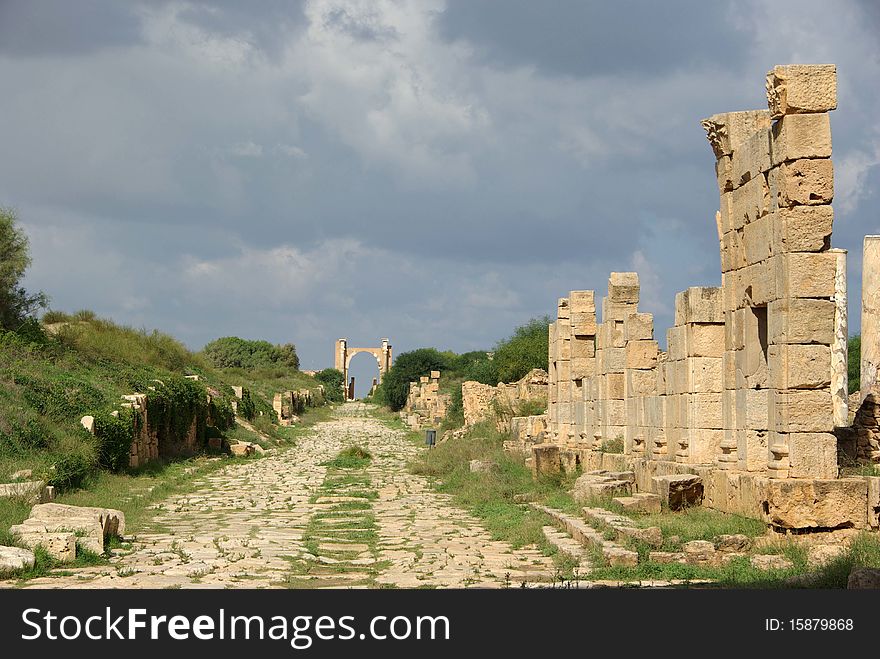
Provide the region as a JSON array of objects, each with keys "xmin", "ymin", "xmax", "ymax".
[
  {"xmin": 463, "ymin": 368, "xmax": 548, "ymax": 432},
  {"xmin": 273, "ymin": 389, "xmax": 315, "ymax": 426},
  {"xmin": 402, "ymin": 371, "xmax": 451, "ymax": 429},
  {"xmin": 532, "ymin": 64, "xmax": 880, "ymax": 530}
]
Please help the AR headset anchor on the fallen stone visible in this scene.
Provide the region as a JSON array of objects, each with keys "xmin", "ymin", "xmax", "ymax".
[
  {"xmin": 229, "ymin": 443, "xmax": 255, "ymax": 457},
  {"xmin": 0, "ymin": 546, "xmax": 35, "ymax": 574},
  {"xmin": 0, "ymin": 480, "xmax": 49, "ymax": 503},
  {"xmin": 847, "ymin": 567, "xmax": 880, "ymax": 589},
  {"xmin": 613, "ymin": 493, "xmax": 661, "ymax": 514},
  {"xmin": 652, "ymin": 474, "xmax": 703, "ymax": 511},
  {"xmin": 750, "ymin": 554, "xmax": 794, "ymax": 570},
  {"xmin": 764, "ymin": 479, "xmax": 866, "ymax": 531},
  {"xmin": 715, "ymin": 534, "xmax": 753, "ymax": 553},
  {"xmin": 682, "ymin": 540, "xmax": 717, "ymax": 565},
  {"xmin": 10, "ymin": 469, "xmax": 33, "ymax": 481},
  {"xmin": 30, "ymin": 503, "xmax": 125, "ymax": 538},
  {"xmin": 469, "ymin": 460, "xmax": 496, "ymax": 473},
  {"xmin": 602, "ymin": 546, "xmax": 639, "ymax": 567},
  {"xmin": 807, "ymin": 544, "xmax": 846, "ymax": 568},
  {"xmin": 649, "ymin": 551, "xmax": 686, "ymax": 564},
  {"xmin": 15, "ymin": 532, "xmax": 76, "ymax": 562}
]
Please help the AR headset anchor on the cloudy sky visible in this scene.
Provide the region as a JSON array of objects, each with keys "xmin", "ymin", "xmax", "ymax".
[{"xmin": 2, "ymin": 1, "xmax": 878, "ymax": 393}]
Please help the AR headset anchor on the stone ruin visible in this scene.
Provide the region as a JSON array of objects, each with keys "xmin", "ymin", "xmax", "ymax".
[
  {"xmin": 529, "ymin": 64, "xmax": 880, "ymax": 532},
  {"xmin": 273, "ymin": 389, "xmax": 315, "ymax": 426},
  {"xmin": 461, "ymin": 368, "xmax": 549, "ymax": 432},
  {"xmin": 402, "ymin": 371, "xmax": 451, "ymax": 430}
]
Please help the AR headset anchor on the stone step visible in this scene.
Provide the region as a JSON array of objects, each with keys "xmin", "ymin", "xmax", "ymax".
[
  {"xmin": 541, "ymin": 526, "xmax": 592, "ymax": 569},
  {"xmin": 581, "ymin": 507, "xmax": 663, "ymax": 548},
  {"xmin": 612, "ymin": 493, "xmax": 662, "ymax": 514},
  {"xmin": 531, "ymin": 503, "xmax": 638, "ymax": 567},
  {"xmin": 651, "ymin": 474, "xmax": 703, "ymax": 510}
]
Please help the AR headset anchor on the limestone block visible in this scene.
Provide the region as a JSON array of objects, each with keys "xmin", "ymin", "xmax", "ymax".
[
  {"xmin": 771, "ymin": 389, "xmax": 834, "ymax": 433},
  {"xmin": 738, "ymin": 429, "xmax": 768, "ymax": 471},
  {"xmin": 557, "ymin": 297, "xmax": 570, "ymax": 320},
  {"xmin": 721, "ymin": 230, "xmax": 745, "ymax": 272},
  {"xmin": 625, "ymin": 340, "xmax": 658, "ymax": 369},
  {"xmin": 626, "ymin": 369, "xmax": 657, "ymax": 398},
  {"xmin": 686, "ymin": 393, "xmax": 723, "ymax": 430},
  {"xmin": 570, "ymin": 337, "xmax": 596, "ymax": 359},
  {"xmin": 719, "ymin": 191, "xmax": 734, "ymax": 235},
  {"xmin": 731, "ymin": 127, "xmax": 771, "ymax": 188},
  {"xmin": 652, "ymin": 474, "xmax": 704, "ymax": 510},
  {"xmin": 80, "ymin": 415, "xmax": 96, "ymax": 434},
  {"xmin": 764, "ymin": 478, "xmax": 865, "ymax": 530},
  {"xmin": 600, "ymin": 319, "xmax": 625, "ymax": 348},
  {"xmin": 569, "ymin": 290, "xmax": 595, "ymax": 313},
  {"xmin": 675, "ymin": 287, "xmax": 724, "ymax": 325},
  {"xmin": 666, "ymin": 326, "xmax": 686, "ymax": 361},
  {"xmin": 601, "ymin": 299, "xmax": 636, "ymax": 323},
  {"xmin": 737, "ymin": 388, "xmax": 769, "ymax": 430},
  {"xmin": 770, "ymin": 112, "xmax": 832, "ymax": 166},
  {"xmin": 624, "ymin": 312, "xmax": 653, "ymax": 341},
  {"xmin": 701, "ymin": 109, "xmax": 772, "ymax": 158},
  {"xmin": 606, "ymin": 399, "xmax": 626, "ymax": 426},
  {"xmin": 786, "ymin": 432, "xmax": 838, "ymax": 478},
  {"xmin": 867, "ymin": 476, "xmax": 880, "ymax": 529},
  {"xmin": 571, "ymin": 358, "xmax": 595, "ymax": 380},
  {"xmin": 430, "ymin": 370, "xmax": 440, "ymax": 379},
  {"xmin": 570, "ymin": 313, "xmax": 597, "ymax": 335},
  {"xmin": 715, "ymin": 534, "xmax": 753, "ymax": 553},
  {"xmin": 768, "ymin": 158, "xmax": 833, "ymax": 208},
  {"xmin": 730, "ymin": 173, "xmax": 769, "ymax": 230},
  {"xmin": 686, "ymin": 323, "xmax": 725, "ymax": 358},
  {"xmin": 768, "ymin": 297, "xmax": 835, "ymax": 345},
  {"xmin": 15, "ymin": 531, "xmax": 76, "ymax": 562},
  {"xmin": 716, "ymin": 155, "xmax": 734, "ymax": 192},
  {"xmin": 766, "ymin": 64, "xmax": 837, "ymax": 119},
  {"xmin": 773, "ymin": 252, "xmax": 837, "ymax": 299},
  {"xmin": 742, "ymin": 213, "xmax": 772, "ymax": 266},
  {"xmin": 687, "ymin": 357, "xmax": 723, "ymax": 393},
  {"xmin": 614, "ymin": 492, "xmax": 662, "ymax": 514},
  {"xmin": 723, "ymin": 352, "xmax": 737, "ymax": 390},
  {"xmin": 771, "ymin": 205, "xmax": 834, "ymax": 256},
  {"xmin": 0, "ymin": 480, "xmax": 47, "ymax": 504},
  {"xmin": 605, "ymin": 372, "xmax": 625, "ymax": 400},
  {"xmin": 30, "ymin": 502, "xmax": 125, "ymax": 539},
  {"xmin": 608, "ymin": 272, "xmax": 639, "ymax": 303},
  {"xmin": 0, "ymin": 546, "xmax": 35, "ymax": 575},
  {"xmin": 689, "ymin": 429, "xmax": 724, "ymax": 464},
  {"xmin": 748, "ymin": 260, "xmax": 777, "ymax": 307},
  {"xmin": 768, "ymin": 344, "xmax": 832, "ymax": 389},
  {"xmin": 531, "ymin": 444, "xmax": 561, "ymax": 477},
  {"xmin": 604, "ymin": 347, "xmax": 626, "ymax": 373}
]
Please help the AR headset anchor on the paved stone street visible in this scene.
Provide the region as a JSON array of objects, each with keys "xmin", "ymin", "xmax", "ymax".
[{"xmin": 12, "ymin": 403, "xmax": 556, "ymax": 589}]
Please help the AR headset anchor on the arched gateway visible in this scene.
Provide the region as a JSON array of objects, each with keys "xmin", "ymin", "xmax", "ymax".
[{"xmin": 334, "ymin": 338, "xmax": 392, "ymax": 400}]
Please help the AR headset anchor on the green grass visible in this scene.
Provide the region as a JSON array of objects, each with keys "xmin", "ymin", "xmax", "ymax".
[{"xmin": 321, "ymin": 445, "xmax": 372, "ymax": 470}]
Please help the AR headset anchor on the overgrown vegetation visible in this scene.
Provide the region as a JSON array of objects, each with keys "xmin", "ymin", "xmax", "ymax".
[
  {"xmin": 315, "ymin": 368, "xmax": 345, "ymax": 403},
  {"xmin": 849, "ymin": 334, "xmax": 860, "ymax": 394},
  {"xmin": 322, "ymin": 445, "xmax": 372, "ymax": 470},
  {"xmin": 201, "ymin": 336, "xmax": 299, "ymax": 370},
  {"xmin": 0, "ymin": 207, "xmax": 47, "ymax": 331}
]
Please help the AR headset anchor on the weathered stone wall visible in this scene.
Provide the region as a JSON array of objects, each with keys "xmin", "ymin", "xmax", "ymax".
[
  {"xmin": 273, "ymin": 389, "xmax": 315, "ymax": 426},
  {"xmin": 402, "ymin": 371, "xmax": 451, "ymax": 429},
  {"xmin": 532, "ymin": 64, "xmax": 880, "ymax": 530},
  {"xmin": 463, "ymin": 368, "xmax": 548, "ymax": 431}
]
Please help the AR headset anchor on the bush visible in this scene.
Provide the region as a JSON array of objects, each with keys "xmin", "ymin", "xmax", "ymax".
[
  {"xmin": 315, "ymin": 368, "xmax": 345, "ymax": 402},
  {"xmin": 201, "ymin": 336, "xmax": 300, "ymax": 370},
  {"xmin": 375, "ymin": 348, "xmax": 449, "ymax": 411},
  {"xmin": 93, "ymin": 409, "xmax": 135, "ymax": 472},
  {"xmin": 492, "ymin": 317, "xmax": 550, "ymax": 383}
]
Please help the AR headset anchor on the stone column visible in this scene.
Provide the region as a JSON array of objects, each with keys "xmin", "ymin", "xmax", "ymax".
[
  {"xmin": 830, "ymin": 248, "xmax": 848, "ymax": 427},
  {"xmin": 863, "ymin": 236, "xmax": 880, "ymax": 402}
]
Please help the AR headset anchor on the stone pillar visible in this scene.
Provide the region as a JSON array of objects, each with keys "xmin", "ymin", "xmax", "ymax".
[
  {"xmin": 547, "ymin": 321, "xmax": 558, "ymax": 439},
  {"xmin": 569, "ymin": 290, "xmax": 597, "ymax": 447},
  {"xmin": 862, "ymin": 236, "xmax": 880, "ymax": 402},
  {"xmin": 830, "ymin": 248, "xmax": 848, "ymax": 427},
  {"xmin": 555, "ymin": 298, "xmax": 572, "ymax": 443}
]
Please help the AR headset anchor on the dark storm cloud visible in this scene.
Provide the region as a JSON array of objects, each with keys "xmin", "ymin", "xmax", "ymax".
[{"xmin": 437, "ymin": 0, "xmax": 745, "ymax": 77}]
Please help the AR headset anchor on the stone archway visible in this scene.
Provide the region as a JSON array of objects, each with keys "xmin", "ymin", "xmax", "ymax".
[{"xmin": 334, "ymin": 338, "xmax": 392, "ymax": 400}]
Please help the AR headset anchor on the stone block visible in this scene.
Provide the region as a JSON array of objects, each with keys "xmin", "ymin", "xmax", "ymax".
[
  {"xmin": 430, "ymin": 370, "xmax": 440, "ymax": 379},
  {"xmin": 602, "ymin": 299, "xmax": 636, "ymax": 324},
  {"xmin": 771, "ymin": 389, "xmax": 834, "ymax": 433},
  {"xmin": 557, "ymin": 297, "xmax": 570, "ymax": 320},
  {"xmin": 716, "ymin": 154, "xmax": 734, "ymax": 192},
  {"xmin": 764, "ymin": 478, "xmax": 866, "ymax": 530},
  {"xmin": 867, "ymin": 476, "xmax": 880, "ymax": 529},
  {"xmin": 625, "ymin": 340, "xmax": 658, "ymax": 369},
  {"xmin": 773, "ymin": 252, "xmax": 837, "ymax": 299},
  {"xmin": 771, "ymin": 205, "xmax": 833, "ymax": 254},
  {"xmin": 686, "ymin": 323, "xmax": 725, "ymax": 358},
  {"xmin": 624, "ymin": 312, "xmax": 654, "ymax": 341},
  {"xmin": 715, "ymin": 534, "xmax": 753, "ymax": 553},
  {"xmin": 768, "ymin": 158, "xmax": 834, "ymax": 208},
  {"xmin": 689, "ymin": 429, "xmax": 723, "ymax": 464},
  {"xmin": 531, "ymin": 444, "xmax": 561, "ymax": 477},
  {"xmin": 701, "ymin": 109, "xmax": 772, "ymax": 158},
  {"xmin": 720, "ymin": 230, "xmax": 745, "ymax": 272},
  {"xmin": 604, "ymin": 347, "xmax": 626, "ymax": 373},
  {"xmin": 626, "ymin": 369, "xmax": 657, "ymax": 397},
  {"xmin": 738, "ymin": 429, "xmax": 768, "ymax": 472},
  {"xmin": 614, "ymin": 492, "xmax": 662, "ymax": 514},
  {"xmin": 570, "ymin": 313, "xmax": 597, "ymax": 335},
  {"xmin": 730, "ymin": 173, "xmax": 770, "ymax": 229},
  {"xmin": 0, "ymin": 546, "xmax": 35, "ymax": 575},
  {"xmin": 767, "ymin": 298, "xmax": 835, "ymax": 345},
  {"xmin": 569, "ymin": 290, "xmax": 595, "ymax": 313},
  {"xmin": 737, "ymin": 388, "xmax": 769, "ymax": 430},
  {"xmin": 80, "ymin": 415, "xmax": 96, "ymax": 434},
  {"xmin": 570, "ymin": 358, "xmax": 595, "ymax": 380},
  {"xmin": 652, "ymin": 474, "xmax": 704, "ymax": 510},
  {"xmin": 768, "ymin": 344, "xmax": 832, "ymax": 389},
  {"xmin": 770, "ymin": 112, "xmax": 832, "ymax": 166},
  {"xmin": 667, "ymin": 325, "xmax": 687, "ymax": 361},
  {"xmin": 676, "ymin": 287, "xmax": 724, "ymax": 325},
  {"xmin": 766, "ymin": 64, "xmax": 837, "ymax": 119},
  {"xmin": 786, "ymin": 432, "xmax": 838, "ymax": 479},
  {"xmin": 848, "ymin": 567, "xmax": 880, "ymax": 589},
  {"xmin": 686, "ymin": 393, "xmax": 723, "ymax": 429},
  {"xmin": 570, "ymin": 337, "xmax": 595, "ymax": 359},
  {"xmin": 14, "ymin": 531, "xmax": 76, "ymax": 562},
  {"xmin": 731, "ymin": 127, "xmax": 771, "ymax": 188},
  {"xmin": 608, "ymin": 272, "xmax": 639, "ymax": 303},
  {"xmin": 742, "ymin": 213, "xmax": 772, "ymax": 266}
]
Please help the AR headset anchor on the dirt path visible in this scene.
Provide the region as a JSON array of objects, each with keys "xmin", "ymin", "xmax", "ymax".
[{"xmin": 14, "ymin": 402, "xmax": 556, "ymax": 589}]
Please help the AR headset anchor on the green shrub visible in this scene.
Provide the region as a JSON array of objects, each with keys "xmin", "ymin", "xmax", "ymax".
[
  {"xmin": 491, "ymin": 317, "xmax": 550, "ymax": 383},
  {"xmin": 0, "ymin": 207, "xmax": 48, "ymax": 330},
  {"xmin": 93, "ymin": 409, "xmax": 135, "ymax": 472},
  {"xmin": 49, "ymin": 434, "xmax": 99, "ymax": 490},
  {"xmin": 201, "ymin": 336, "xmax": 300, "ymax": 370},
  {"xmin": 849, "ymin": 335, "xmax": 860, "ymax": 394},
  {"xmin": 375, "ymin": 348, "xmax": 449, "ymax": 411},
  {"xmin": 322, "ymin": 445, "xmax": 372, "ymax": 469},
  {"xmin": 315, "ymin": 368, "xmax": 345, "ymax": 402}
]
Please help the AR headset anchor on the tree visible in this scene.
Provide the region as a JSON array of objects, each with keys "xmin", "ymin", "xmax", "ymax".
[
  {"xmin": 491, "ymin": 316, "xmax": 550, "ymax": 383},
  {"xmin": 315, "ymin": 368, "xmax": 345, "ymax": 402},
  {"xmin": 0, "ymin": 207, "xmax": 47, "ymax": 330},
  {"xmin": 375, "ymin": 348, "xmax": 449, "ymax": 411},
  {"xmin": 849, "ymin": 335, "xmax": 861, "ymax": 394}
]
